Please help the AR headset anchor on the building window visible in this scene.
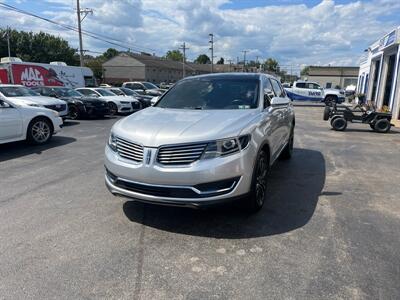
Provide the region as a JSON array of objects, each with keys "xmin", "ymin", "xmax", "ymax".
[{"xmin": 326, "ymin": 82, "xmax": 332, "ymax": 88}]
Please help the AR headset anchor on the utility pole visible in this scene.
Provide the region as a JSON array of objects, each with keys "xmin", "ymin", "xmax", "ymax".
[
  {"xmin": 241, "ymin": 50, "xmax": 248, "ymax": 72},
  {"xmin": 179, "ymin": 42, "xmax": 189, "ymax": 78},
  {"xmin": 76, "ymin": 0, "xmax": 93, "ymax": 67},
  {"xmin": 227, "ymin": 59, "xmax": 233, "ymax": 72},
  {"xmin": 209, "ymin": 33, "xmax": 214, "ymax": 73},
  {"xmin": 5, "ymin": 26, "xmax": 13, "ymax": 83}
]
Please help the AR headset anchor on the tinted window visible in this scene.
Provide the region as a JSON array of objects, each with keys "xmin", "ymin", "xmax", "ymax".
[
  {"xmin": 94, "ymin": 88, "xmax": 116, "ymax": 96},
  {"xmin": 157, "ymin": 77, "xmax": 259, "ymax": 110},
  {"xmin": 142, "ymin": 82, "xmax": 158, "ymax": 89},
  {"xmin": 110, "ymin": 89, "xmax": 124, "ymax": 96},
  {"xmin": 77, "ymin": 89, "xmax": 94, "ymax": 96},
  {"xmin": 0, "ymin": 86, "xmax": 39, "ymax": 97},
  {"xmin": 296, "ymin": 82, "xmax": 306, "ymax": 88},
  {"xmin": 120, "ymin": 87, "xmax": 136, "ymax": 96},
  {"xmin": 270, "ymin": 79, "xmax": 285, "ymax": 97},
  {"xmin": 132, "ymin": 83, "xmax": 143, "ymax": 89}
]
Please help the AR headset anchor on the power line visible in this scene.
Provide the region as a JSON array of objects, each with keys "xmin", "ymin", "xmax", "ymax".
[{"xmin": 0, "ymin": 2, "xmax": 156, "ymax": 54}]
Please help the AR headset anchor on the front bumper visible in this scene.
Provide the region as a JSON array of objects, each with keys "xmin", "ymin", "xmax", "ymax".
[
  {"xmin": 117, "ymin": 103, "xmax": 133, "ymax": 114},
  {"xmin": 104, "ymin": 144, "xmax": 256, "ymax": 206},
  {"xmin": 53, "ymin": 117, "xmax": 63, "ymax": 133}
]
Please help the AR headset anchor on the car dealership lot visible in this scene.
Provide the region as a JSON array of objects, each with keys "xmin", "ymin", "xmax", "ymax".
[{"xmin": 1, "ymin": 107, "xmax": 399, "ymax": 299}]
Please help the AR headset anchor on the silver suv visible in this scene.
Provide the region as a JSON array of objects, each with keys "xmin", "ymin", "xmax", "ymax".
[{"xmin": 105, "ymin": 73, "xmax": 295, "ymax": 212}]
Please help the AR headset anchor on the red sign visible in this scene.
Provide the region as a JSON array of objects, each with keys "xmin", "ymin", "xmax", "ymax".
[
  {"xmin": 0, "ymin": 69, "xmax": 8, "ymax": 84},
  {"xmin": 11, "ymin": 64, "xmax": 64, "ymax": 87}
]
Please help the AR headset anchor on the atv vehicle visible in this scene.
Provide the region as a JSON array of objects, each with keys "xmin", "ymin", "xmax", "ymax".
[{"xmin": 323, "ymin": 103, "xmax": 393, "ymax": 133}]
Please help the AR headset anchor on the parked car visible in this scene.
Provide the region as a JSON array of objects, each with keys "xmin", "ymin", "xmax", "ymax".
[
  {"xmin": 121, "ymin": 81, "xmax": 165, "ymax": 97},
  {"xmin": 0, "ymin": 84, "xmax": 68, "ymax": 119},
  {"xmin": 106, "ymin": 87, "xmax": 152, "ymax": 108},
  {"xmin": 75, "ymin": 87, "xmax": 138, "ymax": 115},
  {"xmin": 285, "ymin": 80, "xmax": 345, "ymax": 104},
  {"xmin": 105, "ymin": 73, "xmax": 295, "ymax": 212},
  {"xmin": 0, "ymin": 97, "xmax": 62, "ymax": 145},
  {"xmin": 32, "ymin": 86, "xmax": 109, "ymax": 119}
]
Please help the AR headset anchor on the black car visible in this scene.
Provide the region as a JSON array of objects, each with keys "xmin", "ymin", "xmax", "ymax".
[
  {"xmin": 32, "ymin": 87, "xmax": 109, "ymax": 119},
  {"xmin": 109, "ymin": 87, "xmax": 153, "ymax": 108}
]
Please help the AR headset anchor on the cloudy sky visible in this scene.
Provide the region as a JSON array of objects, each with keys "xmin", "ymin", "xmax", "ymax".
[{"xmin": 1, "ymin": 0, "xmax": 399, "ymax": 72}]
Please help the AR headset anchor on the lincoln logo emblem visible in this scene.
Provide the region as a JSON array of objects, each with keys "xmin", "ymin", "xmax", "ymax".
[{"xmin": 145, "ymin": 149, "xmax": 152, "ymax": 165}]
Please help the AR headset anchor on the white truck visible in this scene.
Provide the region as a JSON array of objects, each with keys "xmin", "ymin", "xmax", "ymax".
[
  {"xmin": 285, "ymin": 80, "xmax": 345, "ymax": 104},
  {"xmin": 0, "ymin": 58, "xmax": 96, "ymax": 88}
]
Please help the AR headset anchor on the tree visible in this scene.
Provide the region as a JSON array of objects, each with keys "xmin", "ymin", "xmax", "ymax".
[
  {"xmin": 194, "ymin": 54, "xmax": 211, "ymax": 64},
  {"xmin": 216, "ymin": 57, "xmax": 224, "ymax": 64},
  {"xmin": 0, "ymin": 29, "xmax": 78, "ymax": 65},
  {"xmin": 102, "ymin": 48, "xmax": 119, "ymax": 60},
  {"xmin": 164, "ymin": 50, "xmax": 183, "ymax": 61},
  {"xmin": 300, "ymin": 66, "xmax": 310, "ymax": 76},
  {"xmin": 263, "ymin": 58, "xmax": 279, "ymax": 72}
]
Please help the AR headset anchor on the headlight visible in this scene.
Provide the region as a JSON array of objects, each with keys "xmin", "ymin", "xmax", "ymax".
[
  {"xmin": 120, "ymin": 101, "xmax": 130, "ymax": 104},
  {"xmin": 108, "ymin": 132, "xmax": 117, "ymax": 151},
  {"xmin": 202, "ymin": 134, "xmax": 251, "ymax": 159}
]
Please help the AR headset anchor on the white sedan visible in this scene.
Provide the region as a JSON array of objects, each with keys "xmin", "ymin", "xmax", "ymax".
[
  {"xmin": 75, "ymin": 88, "xmax": 135, "ymax": 115},
  {"xmin": 0, "ymin": 84, "xmax": 69, "ymax": 118},
  {"xmin": 0, "ymin": 98, "xmax": 62, "ymax": 145}
]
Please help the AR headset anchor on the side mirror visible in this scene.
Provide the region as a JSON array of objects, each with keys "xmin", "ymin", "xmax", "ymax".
[
  {"xmin": 263, "ymin": 88, "xmax": 274, "ymax": 108},
  {"xmin": 271, "ymin": 97, "xmax": 290, "ymax": 107}
]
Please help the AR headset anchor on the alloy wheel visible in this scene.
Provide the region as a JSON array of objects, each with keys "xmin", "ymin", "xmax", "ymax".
[
  {"xmin": 32, "ymin": 121, "xmax": 51, "ymax": 143},
  {"xmin": 255, "ymin": 154, "xmax": 268, "ymax": 206}
]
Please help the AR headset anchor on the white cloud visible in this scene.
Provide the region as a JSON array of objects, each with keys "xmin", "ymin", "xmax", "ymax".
[{"xmin": 0, "ymin": 0, "xmax": 399, "ymax": 68}]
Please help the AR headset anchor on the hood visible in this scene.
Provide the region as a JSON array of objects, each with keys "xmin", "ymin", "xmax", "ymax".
[
  {"xmin": 113, "ymin": 107, "xmax": 258, "ymax": 147},
  {"xmin": 7, "ymin": 96, "xmax": 66, "ymax": 106},
  {"xmin": 7, "ymin": 96, "xmax": 65, "ymax": 105},
  {"xmin": 100, "ymin": 96, "xmax": 127, "ymax": 102}
]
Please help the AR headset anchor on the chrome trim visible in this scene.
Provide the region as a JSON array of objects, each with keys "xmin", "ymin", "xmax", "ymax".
[{"xmin": 107, "ymin": 172, "xmax": 238, "ymax": 196}]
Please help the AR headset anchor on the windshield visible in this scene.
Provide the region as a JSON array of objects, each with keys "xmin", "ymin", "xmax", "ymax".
[
  {"xmin": 95, "ymin": 88, "xmax": 116, "ymax": 96},
  {"xmin": 55, "ymin": 88, "xmax": 83, "ymax": 97},
  {"xmin": 156, "ymin": 77, "xmax": 259, "ymax": 110},
  {"xmin": 120, "ymin": 87, "xmax": 136, "ymax": 96},
  {"xmin": 143, "ymin": 82, "xmax": 158, "ymax": 89},
  {"xmin": 110, "ymin": 89, "xmax": 124, "ymax": 96},
  {"xmin": 0, "ymin": 86, "xmax": 40, "ymax": 97}
]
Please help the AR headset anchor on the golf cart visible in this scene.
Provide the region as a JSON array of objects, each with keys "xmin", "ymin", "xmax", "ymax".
[{"xmin": 323, "ymin": 102, "xmax": 393, "ymax": 133}]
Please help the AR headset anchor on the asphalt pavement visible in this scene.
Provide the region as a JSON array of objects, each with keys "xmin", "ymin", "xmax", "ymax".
[{"xmin": 0, "ymin": 106, "xmax": 399, "ymax": 299}]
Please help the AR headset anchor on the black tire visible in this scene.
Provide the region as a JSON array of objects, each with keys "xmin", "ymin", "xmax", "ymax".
[
  {"xmin": 324, "ymin": 95, "xmax": 337, "ymax": 106},
  {"xmin": 108, "ymin": 102, "xmax": 118, "ymax": 115},
  {"xmin": 246, "ymin": 150, "xmax": 269, "ymax": 213},
  {"xmin": 68, "ymin": 105, "xmax": 79, "ymax": 120},
  {"xmin": 280, "ymin": 128, "xmax": 294, "ymax": 160},
  {"xmin": 26, "ymin": 117, "xmax": 53, "ymax": 145},
  {"xmin": 374, "ymin": 119, "xmax": 391, "ymax": 133},
  {"xmin": 323, "ymin": 106, "xmax": 330, "ymax": 121},
  {"xmin": 331, "ymin": 117, "xmax": 347, "ymax": 131},
  {"xmin": 369, "ymin": 123, "xmax": 375, "ymax": 130}
]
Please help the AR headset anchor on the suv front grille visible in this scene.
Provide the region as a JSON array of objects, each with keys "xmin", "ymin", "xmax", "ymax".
[
  {"xmin": 45, "ymin": 104, "xmax": 67, "ymax": 112},
  {"xmin": 157, "ymin": 142, "xmax": 208, "ymax": 165},
  {"xmin": 131, "ymin": 101, "xmax": 141, "ymax": 110},
  {"xmin": 116, "ymin": 137, "xmax": 144, "ymax": 162}
]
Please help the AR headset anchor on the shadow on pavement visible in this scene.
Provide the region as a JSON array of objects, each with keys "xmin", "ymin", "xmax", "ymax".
[
  {"xmin": 0, "ymin": 136, "xmax": 76, "ymax": 162},
  {"xmin": 61, "ymin": 120, "xmax": 80, "ymax": 127},
  {"xmin": 123, "ymin": 148, "xmax": 326, "ymax": 238}
]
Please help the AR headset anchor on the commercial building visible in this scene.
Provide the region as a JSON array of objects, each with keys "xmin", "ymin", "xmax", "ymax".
[
  {"xmin": 102, "ymin": 53, "xmax": 270, "ymax": 85},
  {"xmin": 302, "ymin": 66, "xmax": 359, "ymax": 89},
  {"xmin": 357, "ymin": 26, "xmax": 400, "ymax": 125}
]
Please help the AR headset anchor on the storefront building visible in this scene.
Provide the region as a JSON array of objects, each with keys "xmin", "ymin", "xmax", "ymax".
[{"xmin": 357, "ymin": 26, "xmax": 400, "ymax": 125}]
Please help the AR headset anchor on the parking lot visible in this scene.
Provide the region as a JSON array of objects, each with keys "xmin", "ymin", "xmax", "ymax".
[{"xmin": 1, "ymin": 105, "xmax": 399, "ymax": 299}]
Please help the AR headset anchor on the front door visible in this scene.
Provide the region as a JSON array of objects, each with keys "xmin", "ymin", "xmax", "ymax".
[{"xmin": 0, "ymin": 101, "xmax": 22, "ymax": 140}]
